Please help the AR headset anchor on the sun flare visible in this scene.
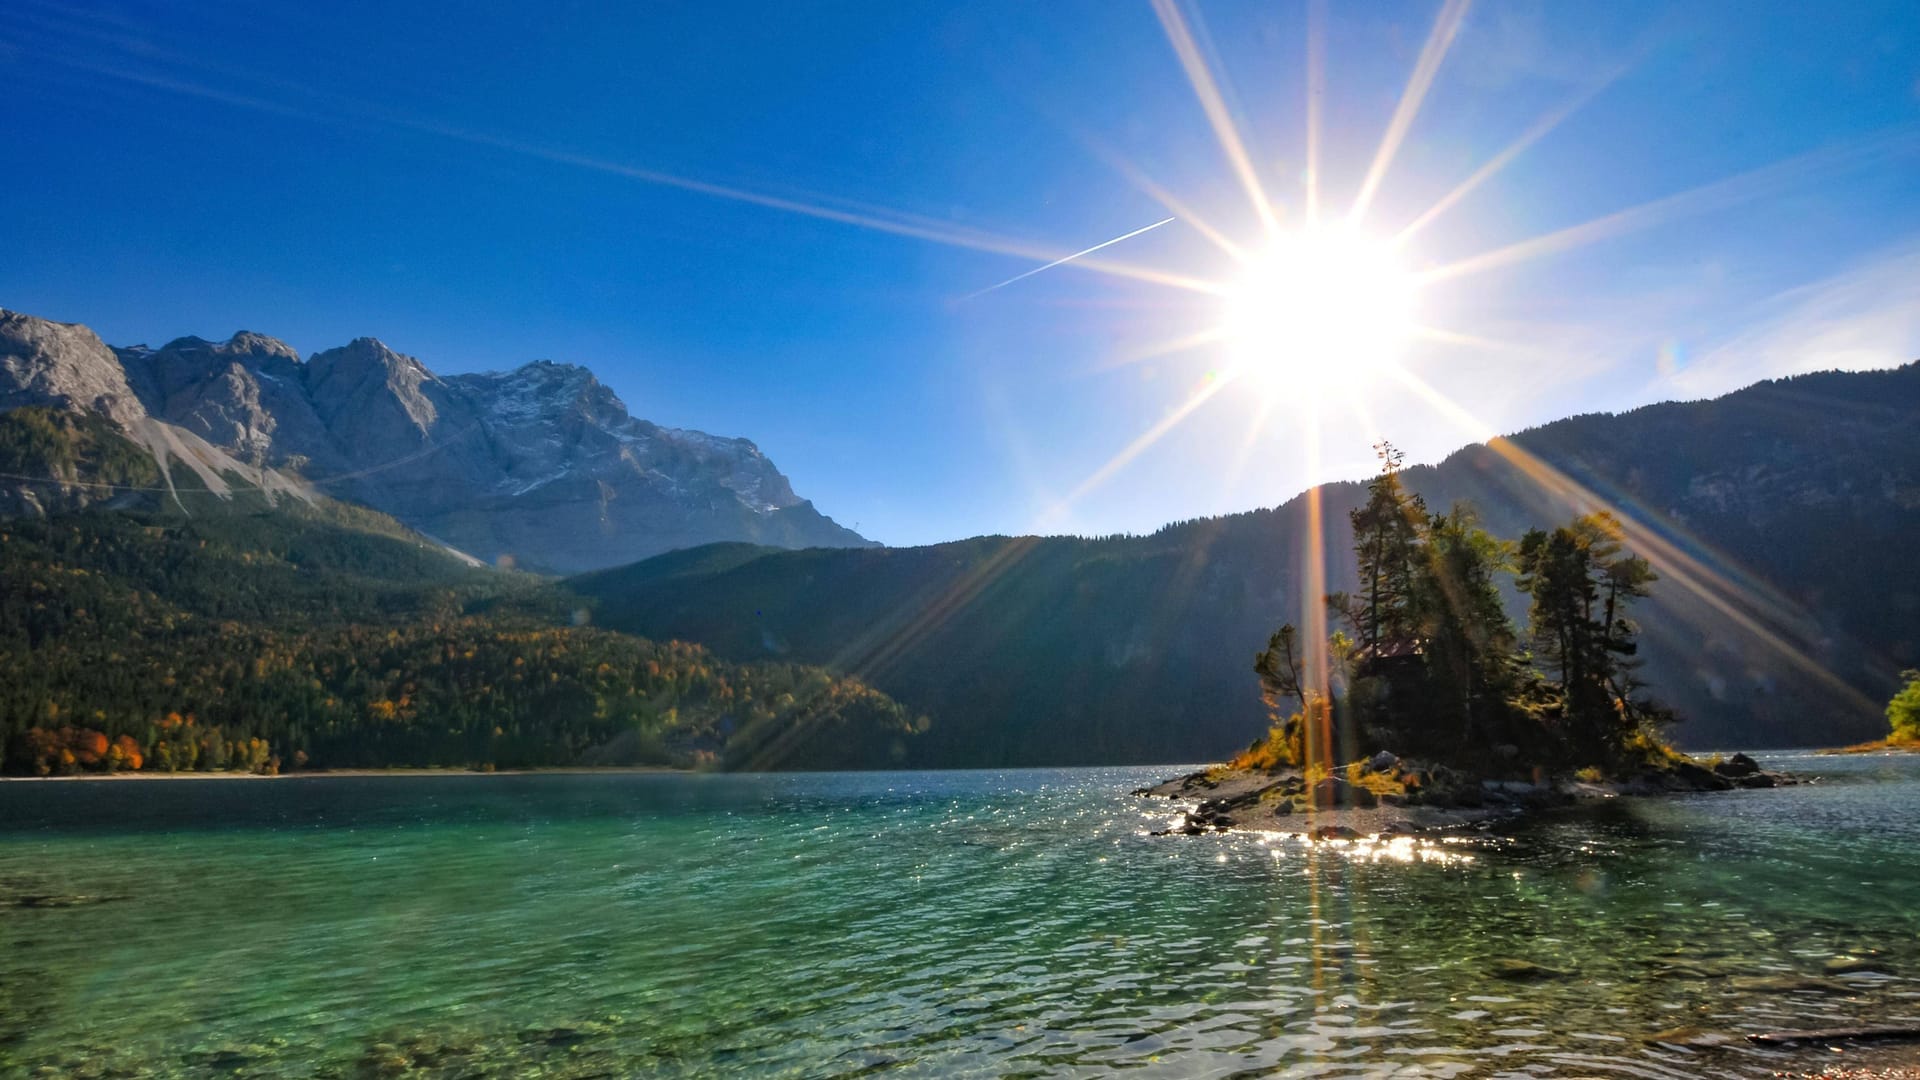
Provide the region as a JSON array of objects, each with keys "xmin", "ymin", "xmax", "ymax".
[{"xmin": 1222, "ymin": 222, "xmax": 1418, "ymax": 400}]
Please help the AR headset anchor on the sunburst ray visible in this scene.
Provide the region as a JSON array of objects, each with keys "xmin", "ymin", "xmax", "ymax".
[
  {"xmin": 1395, "ymin": 62, "xmax": 1629, "ymax": 242},
  {"xmin": 1149, "ymin": 0, "xmax": 1279, "ymax": 232},
  {"xmin": 1420, "ymin": 127, "xmax": 1920, "ymax": 285},
  {"xmin": 1304, "ymin": 0, "xmax": 1327, "ymax": 225},
  {"xmin": 1349, "ymin": 0, "xmax": 1473, "ymax": 224},
  {"xmin": 1390, "ymin": 366, "xmax": 1880, "ymax": 716},
  {"xmin": 1042, "ymin": 370, "xmax": 1239, "ymax": 523},
  {"xmin": 1073, "ymin": 134, "xmax": 1248, "ymax": 260}
]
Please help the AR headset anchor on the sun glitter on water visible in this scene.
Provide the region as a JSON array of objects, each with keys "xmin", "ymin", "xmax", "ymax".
[{"xmin": 1221, "ymin": 221, "xmax": 1418, "ymax": 402}]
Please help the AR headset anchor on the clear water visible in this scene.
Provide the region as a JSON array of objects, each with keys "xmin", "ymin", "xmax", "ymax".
[{"xmin": 2, "ymin": 753, "xmax": 1917, "ymax": 1078}]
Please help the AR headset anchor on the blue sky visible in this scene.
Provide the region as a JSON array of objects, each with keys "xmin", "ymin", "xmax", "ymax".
[{"xmin": 2, "ymin": 1, "xmax": 1917, "ymax": 546}]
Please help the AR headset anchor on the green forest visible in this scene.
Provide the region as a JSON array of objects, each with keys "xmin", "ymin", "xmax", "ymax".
[
  {"xmin": 0, "ymin": 411, "xmax": 924, "ymax": 775},
  {"xmin": 1245, "ymin": 443, "xmax": 1677, "ymax": 775}
]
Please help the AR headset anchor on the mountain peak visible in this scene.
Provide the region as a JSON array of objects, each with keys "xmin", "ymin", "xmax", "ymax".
[
  {"xmin": 0, "ymin": 305, "xmax": 874, "ymax": 569},
  {"xmin": 0, "ymin": 309, "xmax": 149, "ymax": 430},
  {"xmin": 153, "ymin": 330, "xmax": 302, "ymax": 366},
  {"xmin": 305, "ymin": 337, "xmax": 441, "ymax": 441},
  {"xmin": 320, "ymin": 336, "xmax": 422, "ymax": 369}
]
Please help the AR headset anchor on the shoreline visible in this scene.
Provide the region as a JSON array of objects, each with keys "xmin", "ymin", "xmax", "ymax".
[
  {"xmin": 0, "ymin": 746, "xmax": 1883, "ymax": 785},
  {"xmin": 0, "ymin": 765, "xmax": 692, "ymax": 782},
  {"xmin": 1818, "ymin": 740, "xmax": 1920, "ymax": 756}
]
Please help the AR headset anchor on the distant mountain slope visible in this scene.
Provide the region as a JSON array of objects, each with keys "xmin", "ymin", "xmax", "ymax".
[
  {"xmin": 1, "ymin": 307, "xmax": 872, "ymax": 571},
  {"xmin": 574, "ymin": 363, "xmax": 1920, "ymax": 762},
  {"xmin": 0, "ymin": 412, "xmax": 922, "ymax": 774},
  {"xmin": 0, "ymin": 311, "xmax": 315, "ymax": 516}
]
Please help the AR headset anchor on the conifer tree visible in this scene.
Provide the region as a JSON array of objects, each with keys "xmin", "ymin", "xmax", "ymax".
[
  {"xmin": 1347, "ymin": 441, "xmax": 1426, "ymax": 650},
  {"xmin": 1516, "ymin": 511, "xmax": 1658, "ymax": 757},
  {"xmin": 1413, "ymin": 503, "xmax": 1518, "ymax": 742}
]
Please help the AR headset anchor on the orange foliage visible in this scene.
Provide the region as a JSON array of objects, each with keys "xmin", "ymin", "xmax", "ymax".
[
  {"xmin": 108, "ymin": 734, "xmax": 143, "ymax": 771},
  {"xmin": 15, "ymin": 726, "xmax": 136, "ymax": 775}
]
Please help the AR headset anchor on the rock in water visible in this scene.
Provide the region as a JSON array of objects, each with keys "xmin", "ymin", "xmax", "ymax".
[
  {"xmin": 1824, "ymin": 955, "xmax": 1892, "ymax": 976},
  {"xmin": 1490, "ymin": 959, "xmax": 1570, "ymax": 981}
]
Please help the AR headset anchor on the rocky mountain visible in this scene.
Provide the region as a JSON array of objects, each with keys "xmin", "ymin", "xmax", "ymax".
[
  {"xmin": 573, "ymin": 362, "xmax": 1920, "ymax": 761},
  {"xmin": 0, "ymin": 308, "xmax": 872, "ymax": 570},
  {"xmin": 0, "ymin": 311, "xmax": 313, "ymax": 517}
]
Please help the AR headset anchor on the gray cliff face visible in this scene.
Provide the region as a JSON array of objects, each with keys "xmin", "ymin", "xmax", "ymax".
[
  {"xmin": 118, "ymin": 332, "xmax": 340, "ymax": 472},
  {"xmin": 1, "ymin": 310, "xmax": 149, "ymax": 430},
  {"xmin": 0, "ymin": 308, "xmax": 873, "ymax": 571}
]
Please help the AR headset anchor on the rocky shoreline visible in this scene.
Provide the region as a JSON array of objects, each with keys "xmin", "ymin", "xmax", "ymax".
[{"xmin": 1139, "ymin": 751, "xmax": 1796, "ymax": 839}]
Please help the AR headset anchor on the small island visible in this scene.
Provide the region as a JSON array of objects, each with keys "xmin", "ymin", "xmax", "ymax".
[
  {"xmin": 1821, "ymin": 669, "xmax": 1920, "ymax": 755},
  {"xmin": 1145, "ymin": 444, "xmax": 1797, "ymax": 838}
]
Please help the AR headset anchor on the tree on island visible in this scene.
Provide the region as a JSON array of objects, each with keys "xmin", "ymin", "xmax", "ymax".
[
  {"xmin": 1247, "ymin": 443, "xmax": 1678, "ymax": 777},
  {"xmin": 1515, "ymin": 512, "xmax": 1660, "ymax": 760},
  {"xmin": 1888, "ymin": 670, "xmax": 1920, "ymax": 745}
]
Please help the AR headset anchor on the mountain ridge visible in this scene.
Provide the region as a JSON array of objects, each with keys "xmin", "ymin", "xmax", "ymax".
[
  {"xmin": 0, "ymin": 307, "xmax": 874, "ymax": 570},
  {"xmin": 572, "ymin": 360, "xmax": 1920, "ymax": 762}
]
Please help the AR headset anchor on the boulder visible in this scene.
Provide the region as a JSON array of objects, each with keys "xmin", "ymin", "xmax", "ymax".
[
  {"xmin": 1366, "ymin": 750, "xmax": 1399, "ymax": 773},
  {"xmin": 1714, "ymin": 752, "xmax": 1761, "ymax": 778},
  {"xmin": 1667, "ymin": 761, "xmax": 1732, "ymax": 790}
]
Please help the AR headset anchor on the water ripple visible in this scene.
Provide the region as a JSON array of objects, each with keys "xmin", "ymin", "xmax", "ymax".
[{"xmin": 1, "ymin": 755, "xmax": 1917, "ymax": 1076}]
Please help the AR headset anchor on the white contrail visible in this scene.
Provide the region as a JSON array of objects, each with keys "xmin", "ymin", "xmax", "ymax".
[{"xmin": 960, "ymin": 216, "xmax": 1178, "ymax": 301}]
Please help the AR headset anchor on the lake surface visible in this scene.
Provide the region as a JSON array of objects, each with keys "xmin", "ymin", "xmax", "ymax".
[{"xmin": 2, "ymin": 753, "xmax": 1918, "ymax": 1078}]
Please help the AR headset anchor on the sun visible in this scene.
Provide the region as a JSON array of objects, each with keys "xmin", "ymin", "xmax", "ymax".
[{"xmin": 1221, "ymin": 221, "xmax": 1418, "ymax": 401}]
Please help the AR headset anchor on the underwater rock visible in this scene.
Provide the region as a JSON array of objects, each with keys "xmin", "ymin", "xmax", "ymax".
[
  {"xmin": 1643, "ymin": 1026, "xmax": 1734, "ymax": 1047},
  {"xmin": 1490, "ymin": 958, "xmax": 1570, "ymax": 981},
  {"xmin": 6, "ymin": 893, "xmax": 127, "ymax": 909},
  {"xmin": 1729, "ymin": 974, "xmax": 1848, "ymax": 994},
  {"xmin": 1749, "ymin": 1025, "xmax": 1920, "ymax": 1045},
  {"xmin": 1825, "ymin": 955, "xmax": 1892, "ymax": 976}
]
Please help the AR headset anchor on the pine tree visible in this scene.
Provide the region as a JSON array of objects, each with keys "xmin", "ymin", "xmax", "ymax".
[
  {"xmin": 1347, "ymin": 441, "xmax": 1426, "ymax": 650},
  {"xmin": 1516, "ymin": 512, "xmax": 1658, "ymax": 759},
  {"xmin": 1412, "ymin": 503, "xmax": 1518, "ymax": 743}
]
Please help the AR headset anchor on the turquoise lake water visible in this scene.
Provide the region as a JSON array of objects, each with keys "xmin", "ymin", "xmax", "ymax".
[{"xmin": 2, "ymin": 752, "xmax": 1918, "ymax": 1077}]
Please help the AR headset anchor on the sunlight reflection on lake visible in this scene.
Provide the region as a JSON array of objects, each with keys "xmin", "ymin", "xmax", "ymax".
[{"xmin": 1, "ymin": 752, "xmax": 1916, "ymax": 1077}]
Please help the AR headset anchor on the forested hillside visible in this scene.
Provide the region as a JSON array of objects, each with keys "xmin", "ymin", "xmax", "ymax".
[
  {"xmin": 573, "ymin": 363, "xmax": 1920, "ymax": 764},
  {"xmin": 0, "ymin": 411, "xmax": 923, "ymax": 775}
]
